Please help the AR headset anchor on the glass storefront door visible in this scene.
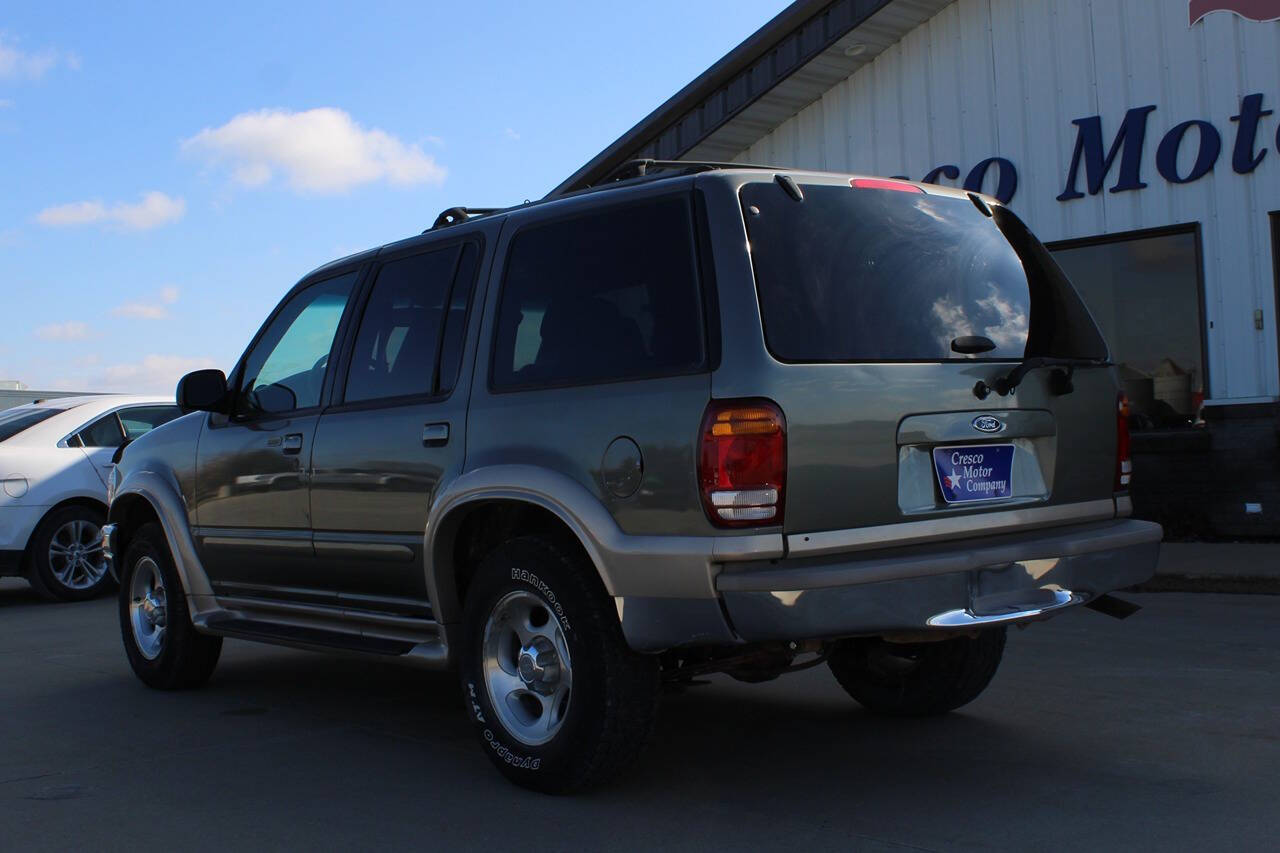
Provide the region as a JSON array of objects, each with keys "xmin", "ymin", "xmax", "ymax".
[{"xmin": 1050, "ymin": 227, "xmax": 1205, "ymax": 428}]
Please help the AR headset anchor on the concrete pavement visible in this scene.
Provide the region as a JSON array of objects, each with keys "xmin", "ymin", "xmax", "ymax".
[
  {"xmin": 0, "ymin": 580, "xmax": 1276, "ymax": 851},
  {"xmin": 1145, "ymin": 542, "xmax": 1280, "ymax": 593}
]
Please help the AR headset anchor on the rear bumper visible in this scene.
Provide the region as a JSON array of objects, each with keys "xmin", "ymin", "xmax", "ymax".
[{"xmin": 619, "ymin": 518, "xmax": 1162, "ymax": 650}]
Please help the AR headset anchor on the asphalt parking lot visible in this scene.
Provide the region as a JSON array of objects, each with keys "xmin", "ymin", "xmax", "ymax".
[{"xmin": 1, "ymin": 578, "xmax": 1275, "ymax": 852}]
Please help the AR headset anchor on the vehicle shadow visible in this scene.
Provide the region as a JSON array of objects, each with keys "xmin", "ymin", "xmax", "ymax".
[
  {"xmin": 0, "ymin": 577, "xmax": 44, "ymax": 607},
  {"xmin": 201, "ymin": 648, "xmax": 1088, "ymax": 811},
  {"xmin": 5, "ymin": 635, "xmax": 1212, "ymax": 851},
  {"xmin": 636, "ymin": 682, "xmax": 1062, "ymax": 794}
]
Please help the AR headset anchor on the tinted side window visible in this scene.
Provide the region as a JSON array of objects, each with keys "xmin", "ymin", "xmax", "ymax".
[
  {"xmin": 492, "ymin": 196, "xmax": 705, "ymax": 389},
  {"xmin": 343, "ymin": 246, "xmax": 460, "ymax": 403},
  {"xmin": 118, "ymin": 405, "xmax": 182, "ymax": 439},
  {"xmin": 78, "ymin": 413, "xmax": 125, "ymax": 448},
  {"xmin": 238, "ymin": 272, "xmax": 357, "ymax": 415}
]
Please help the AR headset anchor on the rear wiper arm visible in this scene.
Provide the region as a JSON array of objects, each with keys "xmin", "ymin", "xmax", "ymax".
[{"xmin": 976, "ymin": 357, "xmax": 1110, "ymax": 399}]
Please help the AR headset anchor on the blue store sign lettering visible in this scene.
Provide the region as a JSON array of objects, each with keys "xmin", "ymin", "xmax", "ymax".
[{"xmin": 900, "ymin": 93, "xmax": 1272, "ymax": 205}]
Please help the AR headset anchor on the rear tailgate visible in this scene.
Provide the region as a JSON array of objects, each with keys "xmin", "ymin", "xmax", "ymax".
[{"xmin": 730, "ymin": 176, "xmax": 1118, "ymax": 538}]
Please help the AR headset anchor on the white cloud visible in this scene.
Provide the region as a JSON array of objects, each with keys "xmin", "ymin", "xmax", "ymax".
[
  {"xmin": 35, "ymin": 321, "xmax": 89, "ymax": 340},
  {"xmin": 182, "ymin": 107, "xmax": 447, "ymax": 193},
  {"xmin": 36, "ymin": 200, "xmax": 102, "ymax": 226},
  {"xmin": 111, "ymin": 302, "xmax": 167, "ymax": 320},
  {"xmin": 112, "ymin": 285, "xmax": 181, "ymax": 320},
  {"xmin": 0, "ymin": 98, "xmax": 13, "ymax": 109},
  {"xmin": 0, "ymin": 36, "xmax": 78, "ymax": 81},
  {"xmin": 504, "ymin": 127, "xmax": 520, "ymax": 141},
  {"xmin": 35, "ymin": 191, "xmax": 186, "ymax": 231},
  {"xmin": 93, "ymin": 354, "xmax": 218, "ymax": 394}
]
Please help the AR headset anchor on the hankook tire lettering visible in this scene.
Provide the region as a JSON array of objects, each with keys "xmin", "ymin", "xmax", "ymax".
[{"xmin": 510, "ymin": 567, "xmax": 571, "ymax": 632}]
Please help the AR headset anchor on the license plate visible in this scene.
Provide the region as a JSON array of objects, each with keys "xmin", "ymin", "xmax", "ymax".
[{"xmin": 932, "ymin": 444, "xmax": 1014, "ymax": 504}]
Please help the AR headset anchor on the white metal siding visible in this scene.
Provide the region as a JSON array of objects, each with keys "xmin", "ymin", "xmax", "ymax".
[{"xmin": 735, "ymin": 0, "xmax": 1280, "ymax": 400}]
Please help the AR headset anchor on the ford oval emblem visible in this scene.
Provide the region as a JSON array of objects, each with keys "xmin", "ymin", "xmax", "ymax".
[{"xmin": 972, "ymin": 415, "xmax": 1004, "ymax": 433}]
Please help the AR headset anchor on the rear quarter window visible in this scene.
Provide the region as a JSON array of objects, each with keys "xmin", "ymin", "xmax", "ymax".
[
  {"xmin": 77, "ymin": 412, "xmax": 126, "ymax": 448},
  {"xmin": 491, "ymin": 195, "xmax": 707, "ymax": 389}
]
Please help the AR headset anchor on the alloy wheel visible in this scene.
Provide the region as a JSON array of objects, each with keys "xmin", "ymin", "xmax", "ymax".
[
  {"xmin": 47, "ymin": 518, "xmax": 107, "ymax": 591},
  {"xmin": 129, "ymin": 556, "xmax": 167, "ymax": 660},
  {"xmin": 481, "ymin": 590, "xmax": 573, "ymax": 746}
]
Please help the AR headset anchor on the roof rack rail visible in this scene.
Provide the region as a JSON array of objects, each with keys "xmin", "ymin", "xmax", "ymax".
[
  {"xmin": 596, "ymin": 158, "xmax": 776, "ymax": 187},
  {"xmin": 426, "ymin": 206, "xmax": 506, "ymax": 232}
]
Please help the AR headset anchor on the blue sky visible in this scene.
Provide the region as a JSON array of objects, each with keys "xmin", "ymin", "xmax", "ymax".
[{"xmin": 1, "ymin": 1, "xmax": 787, "ymax": 393}]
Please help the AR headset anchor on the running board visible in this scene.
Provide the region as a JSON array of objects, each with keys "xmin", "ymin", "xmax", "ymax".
[
  {"xmin": 203, "ymin": 616, "xmax": 416, "ymax": 656},
  {"xmin": 196, "ymin": 601, "xmax": 452, "ymax": 668}
]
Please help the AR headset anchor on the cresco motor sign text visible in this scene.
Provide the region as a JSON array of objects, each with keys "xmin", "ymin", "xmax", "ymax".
[{"xmin": 892, "ymin": 92, "xmax": 1274, "ymax": 205}]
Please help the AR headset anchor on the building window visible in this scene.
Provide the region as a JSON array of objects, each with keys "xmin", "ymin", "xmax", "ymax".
[{"xmin": 1050, "ymin": 227, "xmax": 1205, "ymax": 429}]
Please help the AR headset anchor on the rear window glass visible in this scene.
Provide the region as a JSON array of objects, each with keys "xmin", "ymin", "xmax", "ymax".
[
  {"xmin": 0, "ymin": 407, "xmax": 60, "ymax": 442},
  {"xmin": 491, "ymin": 196, "xmax": 706, "ymax": 389},
  {"xmin": 740, "ymin": 182, "xmax": 1106, "ymax": 362}
]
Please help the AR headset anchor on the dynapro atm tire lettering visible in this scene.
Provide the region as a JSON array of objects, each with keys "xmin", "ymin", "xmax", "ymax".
[
  {"xmin": 468, "ymin": 681, "xmax": 542, "ymax": 770},
  {"xmin": 483, "ymin": 728, "xmax": 541, "ymax": 770}
]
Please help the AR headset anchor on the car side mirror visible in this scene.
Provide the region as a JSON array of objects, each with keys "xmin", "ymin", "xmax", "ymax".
[
  {"xmin": 247, "ymin": 382, "xmax": 296, "ymax": 414},
  {"xmin": 176, "ymin": 369, "xmax": 229, "ymax": 414}
]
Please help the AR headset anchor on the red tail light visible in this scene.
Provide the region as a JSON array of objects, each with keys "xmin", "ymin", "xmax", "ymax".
[
  {"xmin": 1115, "ymin": 393, "xmax": 1132, "ymax": 490},
  {"xmin": 698, "ymin": 399, "xmax": 786, "ymax": 528}
]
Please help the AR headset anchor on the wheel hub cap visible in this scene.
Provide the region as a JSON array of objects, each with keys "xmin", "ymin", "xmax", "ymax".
[
  {"xmin": 517, "ymin": 639, "xmax": 560, "ymax": 693},
  {"xmin": 140, "ymin": 592, "xmax": 167, "ymax": 628}
]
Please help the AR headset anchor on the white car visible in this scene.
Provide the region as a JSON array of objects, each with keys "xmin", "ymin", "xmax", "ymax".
[{"xmin": 0, "ymin": 395, "xmax": 181, "ymax": 600}]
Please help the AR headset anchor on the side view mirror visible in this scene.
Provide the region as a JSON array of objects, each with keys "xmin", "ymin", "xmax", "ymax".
[{"xmin": 177, "ymin": 369, "xmax": 229, "ymax": 414}]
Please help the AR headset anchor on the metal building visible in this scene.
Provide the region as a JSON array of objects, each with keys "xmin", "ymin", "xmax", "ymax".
[
  {"xmin": 559, "ymin": 0, "xmax": 1280, "ymax": 536},
  {"xmin": 0, "ymin": 387, "xmax": 87, "ymax": 411}
]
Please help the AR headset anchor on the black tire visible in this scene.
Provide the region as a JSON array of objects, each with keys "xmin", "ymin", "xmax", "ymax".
[
  {"xmin": 26, "ymin": 504, "xmax": 114, "ymax": 602},
  {"xmin": 118, "ymin": 523, "xmax": 222, "ymax": 690},
  {"xmin": 827, "ymin": 628, "xmax": 1007, "ymax": 717},
  {"xmin": 458, "ymin": 536, "xmax": 660, "ymax": 794}
]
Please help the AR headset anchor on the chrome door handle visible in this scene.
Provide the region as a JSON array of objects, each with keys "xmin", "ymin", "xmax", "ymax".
[
  {"xmin": 282, "ymin": 433, "xmax": 303, "ymax": 454},
  {"xmin": 422, "ymin": 423, "xmax": 450, "ymax": 447}
]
